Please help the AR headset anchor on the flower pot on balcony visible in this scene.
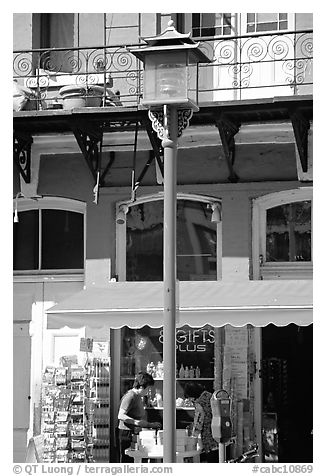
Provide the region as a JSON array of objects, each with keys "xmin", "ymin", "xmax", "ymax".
[{"xmin": 59, "ymin": 85, "xmax": 104, "ymax": 110}]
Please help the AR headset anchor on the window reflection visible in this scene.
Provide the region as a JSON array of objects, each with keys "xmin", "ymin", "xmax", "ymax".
[
  {"xmin": 13, "ymin": 208, "xmax": 84, "ymax": 271},
  {"xmin": 13, "ymin": 210, "xmax": 39, "ymax": 270},
  {"xmin": 126, "ymin": 200, "xmax": 218, "ymax": 281},
  {"xmin": 266, "ymin": 201, "xmax": 311, "ymax": 262},
  {"xmin": 42, "ymin": 210, "xmax": 84, "ymax": 269}
]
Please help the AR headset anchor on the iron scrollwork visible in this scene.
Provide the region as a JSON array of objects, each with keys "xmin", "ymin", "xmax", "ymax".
[{"xmin": 148, "ymin": 108, "xmax": 193, "ymax": 141}]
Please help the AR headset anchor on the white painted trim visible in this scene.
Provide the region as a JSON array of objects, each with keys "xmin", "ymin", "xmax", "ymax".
[
  {"xmin": 253, "ymin": 187, "xmax": 312, "ymax": 209},
  {"xmin": 44, "ymin": 326, "xmax": 86, "ymax": 368},
  {"xmin": 252, "ymin": 187, "xmax": 313, "ymax": 279},
  {"xmin": 14, "ymin": 196, "xmax": 86, "ymax": 213},
  {"xmin": 13, "ymin": 273, "xmax": 84, "ymax": 283},
  {"xmin": 117, "ymin": 192, "xmax": 222, "ymax": 208}
]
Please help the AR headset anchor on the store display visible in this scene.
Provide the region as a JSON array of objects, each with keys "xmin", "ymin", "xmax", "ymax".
[
  {"xmin": 179, "ymin": 364, "xmax": 185, "ymax": 378},
  {"xmin": 120, "ymin": 324, "xmax": 256, "ymax": 456},
  {"xmin": 41, "ymin": 356, "xmax": 110, "ymax": 463}
]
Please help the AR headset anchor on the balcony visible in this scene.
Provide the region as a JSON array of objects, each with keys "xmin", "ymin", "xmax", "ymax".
[{"xmin": 13, "ymin": 29, "xmax": 312, "ymax": 111}]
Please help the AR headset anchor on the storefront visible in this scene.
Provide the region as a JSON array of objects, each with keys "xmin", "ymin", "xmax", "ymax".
[{"xmin": 36, "ymin": 279, "xmax": 312, "ymax": 463}]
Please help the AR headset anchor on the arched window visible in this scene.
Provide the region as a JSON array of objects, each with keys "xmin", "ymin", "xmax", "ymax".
[
  {"xmin": 252, "ymin": 188, "xmax": 312, "ymax": 280},
  {"xmin": 116, "ymin": 193, "xmax": 222, "ymax": 282},
  {"xmin": 13, "ymin": 197, "xmax": 85, "ymax": 273}
]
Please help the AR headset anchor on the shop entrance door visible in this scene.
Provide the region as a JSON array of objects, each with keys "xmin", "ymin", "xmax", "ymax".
[{"xmin": 261, "ymin": 324, "xmax": 313, "ymax": 462}]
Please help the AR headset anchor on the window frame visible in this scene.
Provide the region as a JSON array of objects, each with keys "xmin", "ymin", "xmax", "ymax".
[
  {"xmin": 252, "ymin": 187, "xmax": 312, "ymax": 280},
  {"xmin": 13, "ymin": 197, "xmax": 86, "ymax": 275},
  {"xmin": 188, "ymin": 13, "xmax": 295, "ymax": 39},
  {"xmin": 116, "ymin": 192, "xmax": 222, "ymax": 282},
  {"xmin": 191, "ymin": 13, "xmax": 235, "ymax": 38},
  {"xmin": 245, "ymin": 13, "xmax": 290, "ymax": 34}
]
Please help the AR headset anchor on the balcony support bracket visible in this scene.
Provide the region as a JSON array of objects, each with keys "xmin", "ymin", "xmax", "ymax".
[
  {"xmin": 215, "ymin": 113, "xmax": 240, "ymax": 183},
  {"xmin": 132, "ymin": 150, "xmax": 157, "ymax": 200},
  {"xmin": 70, "ymin": 120, "xmax": 104, "ymax": 182},
  {"xmin": 289, "ymin": 108, "xmax": 310, "ymax": 173},
  {"xmin": 143, "ymin": 116, "xmax": 164, "ymax": 180},
  {"xmin": 13, "ymin": 131, "xmax": 33, "ymax": 183}
]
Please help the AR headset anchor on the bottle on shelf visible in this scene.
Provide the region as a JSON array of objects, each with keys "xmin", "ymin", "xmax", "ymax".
[
  {"xmin": 189, "ymin": 366, "xmax": 195, "ymax": 378},
  {"xmin": 156, "ymin": 361, "xmax": 164, "ymax": 378},
  {"xmin": 195, "ymin": 366, "xmax": 201, "ymax": 378},
  {"xmin": 150, "ymin": 362, "xmax": 156, "ymax": 378},
  {"xmin": 155, "ymin": 389, "xmax": 163, "ymax": 408},
  {"xmin": 179, "ymin": 364, "xmax": 185, "ymax": 378},
  {"xmin": 184, "ymin": 366, "xmax": 190, "ymax": 378}
]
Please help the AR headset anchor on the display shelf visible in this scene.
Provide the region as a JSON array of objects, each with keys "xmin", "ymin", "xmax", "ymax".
[
  {"xmin": 145, "ymin": 406, "xmax": 195, "ymax": 410},
  {"xmin": 41, "ymin": 357, "xmax": 110, "ymax": 464},
  {"xmin": 176, "ymin": 378, "xmax": 214, "ymax": 381},
  {"xmin": 121, "ymin": 377, "xmax": 213, "ymax": 381}
]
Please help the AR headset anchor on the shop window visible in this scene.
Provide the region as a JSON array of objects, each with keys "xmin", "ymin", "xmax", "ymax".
[
  {"xmin": 116, "ymin": 195, "xmax": 221, "ymax": 281},
  {"xmin": 119, "ymin": 324, "xmax": 258, "ymax": 450},
  {"xmin": 13, "ymin": 198, "xmax": 85, "ymax": 272},
  {"xmin": 246, "ymin": 13, "xmax": 288, "ymax": 33},
  {"xmin": 252, "ymin": 188, "xmax": 312, "ymax": 280}
]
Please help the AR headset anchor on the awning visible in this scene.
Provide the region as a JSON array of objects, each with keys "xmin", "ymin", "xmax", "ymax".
[{"xmin": 46, "ymin": 280, "xmax": 313, "ymax": 329}]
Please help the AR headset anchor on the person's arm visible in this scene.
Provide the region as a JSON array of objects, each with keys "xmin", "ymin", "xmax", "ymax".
[
  {"xmin": 118, "ymin": 406, "xmax": 152, "ymax": 428},
  {"xmin": 118, "ymin": 393, "xmax": 161, "ymax": 429},
  {"xmin": 192, "ymin": 403, "xmax": 204, "ymax": 436}
]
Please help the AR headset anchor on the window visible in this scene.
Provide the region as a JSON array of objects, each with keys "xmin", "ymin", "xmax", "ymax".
[
  {"xmin": 266, "ymin": 202, "xmax": 311, "ymax": 262},
  {"xmin": 40, "ymin": 14, "xmax": 75, "ymax": 50},
  {"xmin": 252, "ymin": 188, "xmax": 312, "ymax": 280},
  {"xmin": 116, "ymin": 194, "xmax": 221, "ymax": 282},
  {"xmin": 192, "ymin": 13, "xmax": 232, "ymax": 37},
  {"xmin": 13, "ymin": 198, "xmax": 85, "ymax": 272},
  {"xmin": 120, "ymin": 325, "xmax": 215, "ymax": 400},
  {"xmin": 40, "ymin": 13, "xmax": 76, "ymax": 73},
  {"xmin": 246, "ymin": 13, "xmax": 288, "ymax": 33}
]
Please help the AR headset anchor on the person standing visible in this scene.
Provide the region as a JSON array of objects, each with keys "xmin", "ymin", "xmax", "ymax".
[
  {"xmin": 118, "ymin": 371, "xmax": 161, "ymax": 462},
  {"xmin": 184, "ymin": 382, "xmax": 219, "ymax": 463}
]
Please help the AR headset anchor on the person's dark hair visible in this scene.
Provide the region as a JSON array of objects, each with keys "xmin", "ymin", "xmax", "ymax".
[
  {"xmin": 184, "ymin": 382, "xmax": 204, "ymax": 399},
  {"xmin": 133, "ymin": 371, "xmax": 155, "ymax": 389}
]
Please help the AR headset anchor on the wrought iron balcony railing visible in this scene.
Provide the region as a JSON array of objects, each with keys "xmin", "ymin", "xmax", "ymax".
[{"xmin": 13, "ymin": 29, "xmax": 312, "ymax": 111}]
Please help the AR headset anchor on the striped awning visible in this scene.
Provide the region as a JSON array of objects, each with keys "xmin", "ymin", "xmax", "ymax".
[{"xmin": 46, "ymin": 280, "xmax": 312, "ymax": 329}]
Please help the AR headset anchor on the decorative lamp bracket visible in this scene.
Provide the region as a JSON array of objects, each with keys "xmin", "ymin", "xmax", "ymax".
[{"xmin": 148, "ymin": 107, "xmax": 193, "ymax": 141}]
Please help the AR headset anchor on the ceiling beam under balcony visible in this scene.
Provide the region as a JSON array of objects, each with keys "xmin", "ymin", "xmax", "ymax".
[
  {"xmin": 214, "ymin": 112, "xmax": 241, "ymax": 183},
  {"xmin": 13, "ymin": 131, "xmax": 33, "ymax": 183}
]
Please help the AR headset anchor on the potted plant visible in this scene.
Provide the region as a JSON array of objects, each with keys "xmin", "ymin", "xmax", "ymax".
[{"xmin": 59, "ymin": 85, "xmax": 104, "ymax": 109}]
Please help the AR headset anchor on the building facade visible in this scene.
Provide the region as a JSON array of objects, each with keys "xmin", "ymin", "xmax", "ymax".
[{"xmin": 13, "ymin": 13, "xmax": 313, "ymax": 463}]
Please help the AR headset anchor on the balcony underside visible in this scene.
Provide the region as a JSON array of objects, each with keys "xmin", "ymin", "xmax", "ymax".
[{"xmin": 13, "ymin": 95, "xmax": 312, "ymax": 189}]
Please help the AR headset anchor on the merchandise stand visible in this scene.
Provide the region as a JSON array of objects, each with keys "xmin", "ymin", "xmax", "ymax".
[{"xmin": 40, "ymin": 356, "xmax": 110, "ymax": 463}]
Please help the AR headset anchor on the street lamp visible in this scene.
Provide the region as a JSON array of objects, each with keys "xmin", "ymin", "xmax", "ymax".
[{"xmin": 129, "ymin": 20, "xmax": 210, "ymax": 463}]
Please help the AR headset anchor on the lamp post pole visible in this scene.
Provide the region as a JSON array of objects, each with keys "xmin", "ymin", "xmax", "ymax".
[
  {"xmin": 162, "ymin": 104, "xmax": 177, "ymax": 462},
  {"xmin": 128, "ymin": 20, "xmax": 211, "ymax": 463},
  {"xmin": 149, "ymin": 105, "xmax": 193, "ymax": 462}
]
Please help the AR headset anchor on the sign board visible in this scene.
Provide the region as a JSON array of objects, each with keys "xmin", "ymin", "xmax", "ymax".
[
  {"xmin": 80, "ymin": 337, "xmax": 93, "ymax": 352},
  {"xmin": 26, "ymin": 435, "xmax": 44, "ymax": 462}
]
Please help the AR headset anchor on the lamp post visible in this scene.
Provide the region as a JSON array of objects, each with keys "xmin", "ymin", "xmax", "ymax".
[{"xmin": 129, "ymin": 20, "xmax": 210, "ymax": 463}]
